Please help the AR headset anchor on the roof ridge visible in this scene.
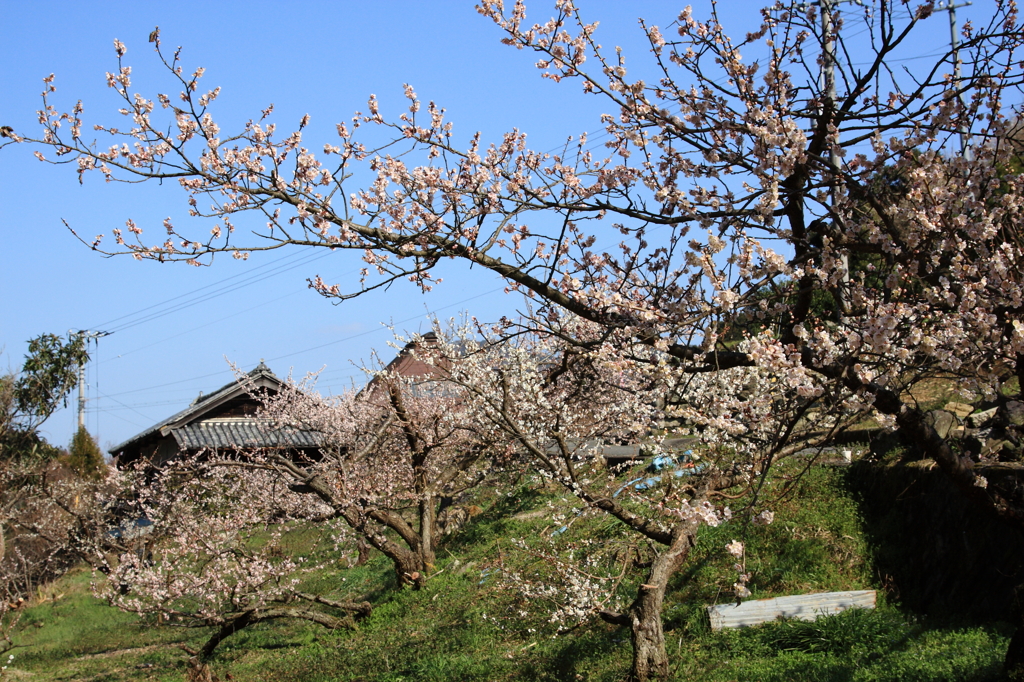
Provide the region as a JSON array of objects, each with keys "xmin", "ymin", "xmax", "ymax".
[{"xmin": 109, "ymin": 363, "xmax": 283, "ymax": 457}]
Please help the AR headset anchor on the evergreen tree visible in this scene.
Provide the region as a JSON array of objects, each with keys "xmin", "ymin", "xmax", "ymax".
[
  {"xmin": 1, "ymin": 333, "xmax": 88, "ymax": 461},
  {"xmin": 66, "ymin": 425, "xmax": 104, "ymax": 480}
]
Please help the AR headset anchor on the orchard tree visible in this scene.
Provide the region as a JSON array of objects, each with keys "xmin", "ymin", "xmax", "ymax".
[
  {"xmin": 0, "ymin": 455, "xmax": 122, "ymax": 635},
  {"xmin": 97, "ymin": 357, "xmax": 500, "ymax": 678},
  {"xmin": 423, "ymin": 314, "xmax": 848, "ymax": 680},
  {"xmin": 5, "ymin": 0, "xmax": 1024, "ymax": 678},
  {"xmin": 101, "ymin": 458, "xmax": 371, "ymax": 679},
  {"xmin": 255, "ymin": 355, "xmax": 503, "ymax": 588}
]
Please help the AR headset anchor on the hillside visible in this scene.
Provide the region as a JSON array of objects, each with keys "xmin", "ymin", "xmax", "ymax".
[{"xmin": 4, "ymin": 460, "xmax": 1016, "ymax": 682}]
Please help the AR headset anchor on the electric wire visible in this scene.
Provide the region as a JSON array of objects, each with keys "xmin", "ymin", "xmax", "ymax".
[
  {"xmin": 95, "ymin": 283, "xmax": 508, "ymax": 401},
  {"xmin": 90, "ymin": 246, "xmax": 320, "ymax": 331},
  {"xmin": 99, "ymin": 249, "xmax": 332, "ymax": 334},
  {"xmin": 98, "ymin": 264, "xmax": 369, "ymax": 364}
]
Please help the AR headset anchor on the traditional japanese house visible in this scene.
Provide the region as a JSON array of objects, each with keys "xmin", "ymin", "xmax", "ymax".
[
  {"xmin": 109, "ymin": 362, "xmax": 321, "ymax": 467},
  {"xmin": 361, "ymin": 331, "xmax": 452, "ymax": 401}
]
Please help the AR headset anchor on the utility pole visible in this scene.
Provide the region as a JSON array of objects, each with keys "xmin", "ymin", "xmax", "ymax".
[
  {"xmin": 815, "ymin": 0, "xmax": 861, "ymax": 318},
  {"xmin": 77, "ymin": 361, "xmax": 86, "ymax": 429},
  {"xmin": 937, "ymin": 1, "xmax": 972, "ymax": 154},
  {"xmin": 820, "ymin": 0, "xmax": 845, "ymax": 315},
  {"xmin": 73, "ymin": 330, "xmax": 110, "ymax": 431},
  {"xmin": 820, "ymin": 0, "xmax": 838, "ymax": 113}
]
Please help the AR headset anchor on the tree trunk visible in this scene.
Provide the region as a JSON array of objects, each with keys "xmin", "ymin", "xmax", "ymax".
[
  {"xmin": 630, "ymin": 525, "xmax": 694, "ymax": 681},
  {"xmin": 200, "ymin": 611, "xmax": 257, "ymax": 661},
  {"xmin": 185, "ymin": 656, "xmax": 219, "ymax": 682},
  {"xmin": 419, "ymin": 494, "xmax": 437, "ymax": 575},
  {"xmin": 199, "ymin": 604, "xmax": 369, "ymax": 661},
  {"xmin": 1006, "ymin": 625, "xmax": 1024, "ymax": 681},
  {"xmin": 391, "ymin": 548, "xmax": 428, "ymax": 588},
  {"xmin": 355, "ymin": 537, "xmax": 370, "ymax": 566},
  {"xmin": 600, "ymin": 521, "xmax": 697, "ymax": 681},
  {"xmin": 291, "ymin": 463, "xmax": 434, "ymax": 588},
  {"xmin": 628, "ymin": 586, "xmax": 671, "ymax": 682},
  {"xmin": 353, "ymin": 509, "xmax": 426, "ymax": 587}
]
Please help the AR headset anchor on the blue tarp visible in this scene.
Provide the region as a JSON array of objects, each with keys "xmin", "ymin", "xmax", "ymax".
[{"xmin": 613, "ymin": 450, "xmax": 705, "ymax": 496}]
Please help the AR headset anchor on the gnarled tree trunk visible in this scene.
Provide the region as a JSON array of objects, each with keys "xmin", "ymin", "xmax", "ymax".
[
  {"xmin": 1005, "ymin": 624, "xmax": 1024, "ymax": 681},
  {"xmin": 601, "ymin": 520, "xmax": 698, "ymax": 681}
]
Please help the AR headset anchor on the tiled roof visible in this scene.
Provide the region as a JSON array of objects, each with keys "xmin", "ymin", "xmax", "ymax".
[
  {"xmin": 404, "ymin": 379, "xmax": 462, "ymax": 399},
  {"xmin": 171, "ymin": 419, "xmax": 321, "ymax": 450},
  {"xmin": 109, "ymin": 362, "xmax": 285, "ymax": 456}
]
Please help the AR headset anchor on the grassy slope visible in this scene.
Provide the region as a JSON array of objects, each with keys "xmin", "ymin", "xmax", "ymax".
[{"xmin": 6, "ymin": 464, "xmax": 1012, "ymax": 682}]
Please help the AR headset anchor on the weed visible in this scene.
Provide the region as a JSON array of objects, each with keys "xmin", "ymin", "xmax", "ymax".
[{"xmin": 762, "ymin": 607, "xmax": 911, "ymax": 654}]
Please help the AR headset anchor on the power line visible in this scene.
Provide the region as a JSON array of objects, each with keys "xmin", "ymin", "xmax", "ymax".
[
  {"xmin": 99, "ymin": 284, "xmax": 509, "ymax": 400},
  {"xmin": 102, "ymin": 249, "xmax": 333, "ymax": 335},
  {"xmin": 86, "ymin": 398, "xmax": 186, "ymax": 412},
  {"xmin": 90, "ymin": 246, "xmax": 319, "ymax": 331},
  {"xmin": 99, "ymin": 263, "xmax": 369, "ymax": 364}
]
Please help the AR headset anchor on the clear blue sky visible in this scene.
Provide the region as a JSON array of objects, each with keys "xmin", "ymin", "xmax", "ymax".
[{"xmin": 0, "ymin": 0, "xmax": 996, "ymax": 452}]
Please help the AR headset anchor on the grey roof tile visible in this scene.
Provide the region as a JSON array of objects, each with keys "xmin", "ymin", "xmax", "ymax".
[{"xmin": 171, "ymin": 420, "xmax": 321, "ymax": 450}]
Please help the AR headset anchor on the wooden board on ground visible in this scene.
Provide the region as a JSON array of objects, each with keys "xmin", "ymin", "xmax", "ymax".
[{"xmin": 707, "ymin": 590, "xmax": 876, "ymax": 630}]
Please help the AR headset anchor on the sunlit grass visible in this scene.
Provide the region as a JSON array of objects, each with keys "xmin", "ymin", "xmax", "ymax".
[{"xmin": 6, "ymin": 462, "xmax": 1013, "ymax": 681}]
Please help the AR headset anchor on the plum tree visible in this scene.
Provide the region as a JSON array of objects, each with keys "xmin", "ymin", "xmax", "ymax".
[{"xmin": 6, "ymin": 1, "xmax": 1024, "ymax": 677}]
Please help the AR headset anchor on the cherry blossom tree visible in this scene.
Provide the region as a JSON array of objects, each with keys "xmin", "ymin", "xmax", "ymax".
[
  {"xmin": 100, "ymin": 457, "xmax": 370, "ymax": 680},
  {"xmin": 94, "ymin": 358, "xmax": 499, "ymax": 677},
  {"xmin": 5, "ymin": 0, "xmax": 1024, "ymax": 677},
  {"xmin": 425, "ymin": 314, "xmax": 849, "ymax": 680},
  {"xmin": 255, "ymin": 360, "xmax": 502, "ymax": 589},
  {"xmin": 66, "ymin": 345, "xmax": 500, "ymax": 681}
]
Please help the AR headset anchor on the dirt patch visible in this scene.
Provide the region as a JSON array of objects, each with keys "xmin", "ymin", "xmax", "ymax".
[
  {"xmin": 513, "ymin": 509, "xmax": 552, "ymax": 521},
  {"xmin": 905, "ymin": 377, "xmax": 963, "ymax": 411},
  {"xmin": 76, "ymin": 643, "xmax": 167, "ymax": 660}
]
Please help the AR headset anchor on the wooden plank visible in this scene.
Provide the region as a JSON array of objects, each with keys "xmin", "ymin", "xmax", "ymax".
[{"xmin": 707, "ymin": 590, "xmax": 876, "ymax": 630}]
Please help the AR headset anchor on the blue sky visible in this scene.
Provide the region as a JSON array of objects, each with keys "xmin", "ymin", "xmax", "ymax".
[{"xmin": 0, "ymin": 0, "xmax": 997, "ymax": 452}]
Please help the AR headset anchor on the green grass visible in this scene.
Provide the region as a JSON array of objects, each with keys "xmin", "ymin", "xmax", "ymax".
[
  {"xmin": 687, "ymin": 611, "xmax": 1008, "ymax": 682},
  {"xmin": 3, "ymin": 463, "xmax": 1014, "ymax": 681},
  {"xmin": 9, "ymin": 568, "xmax": 207, "ymax": 681}
]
